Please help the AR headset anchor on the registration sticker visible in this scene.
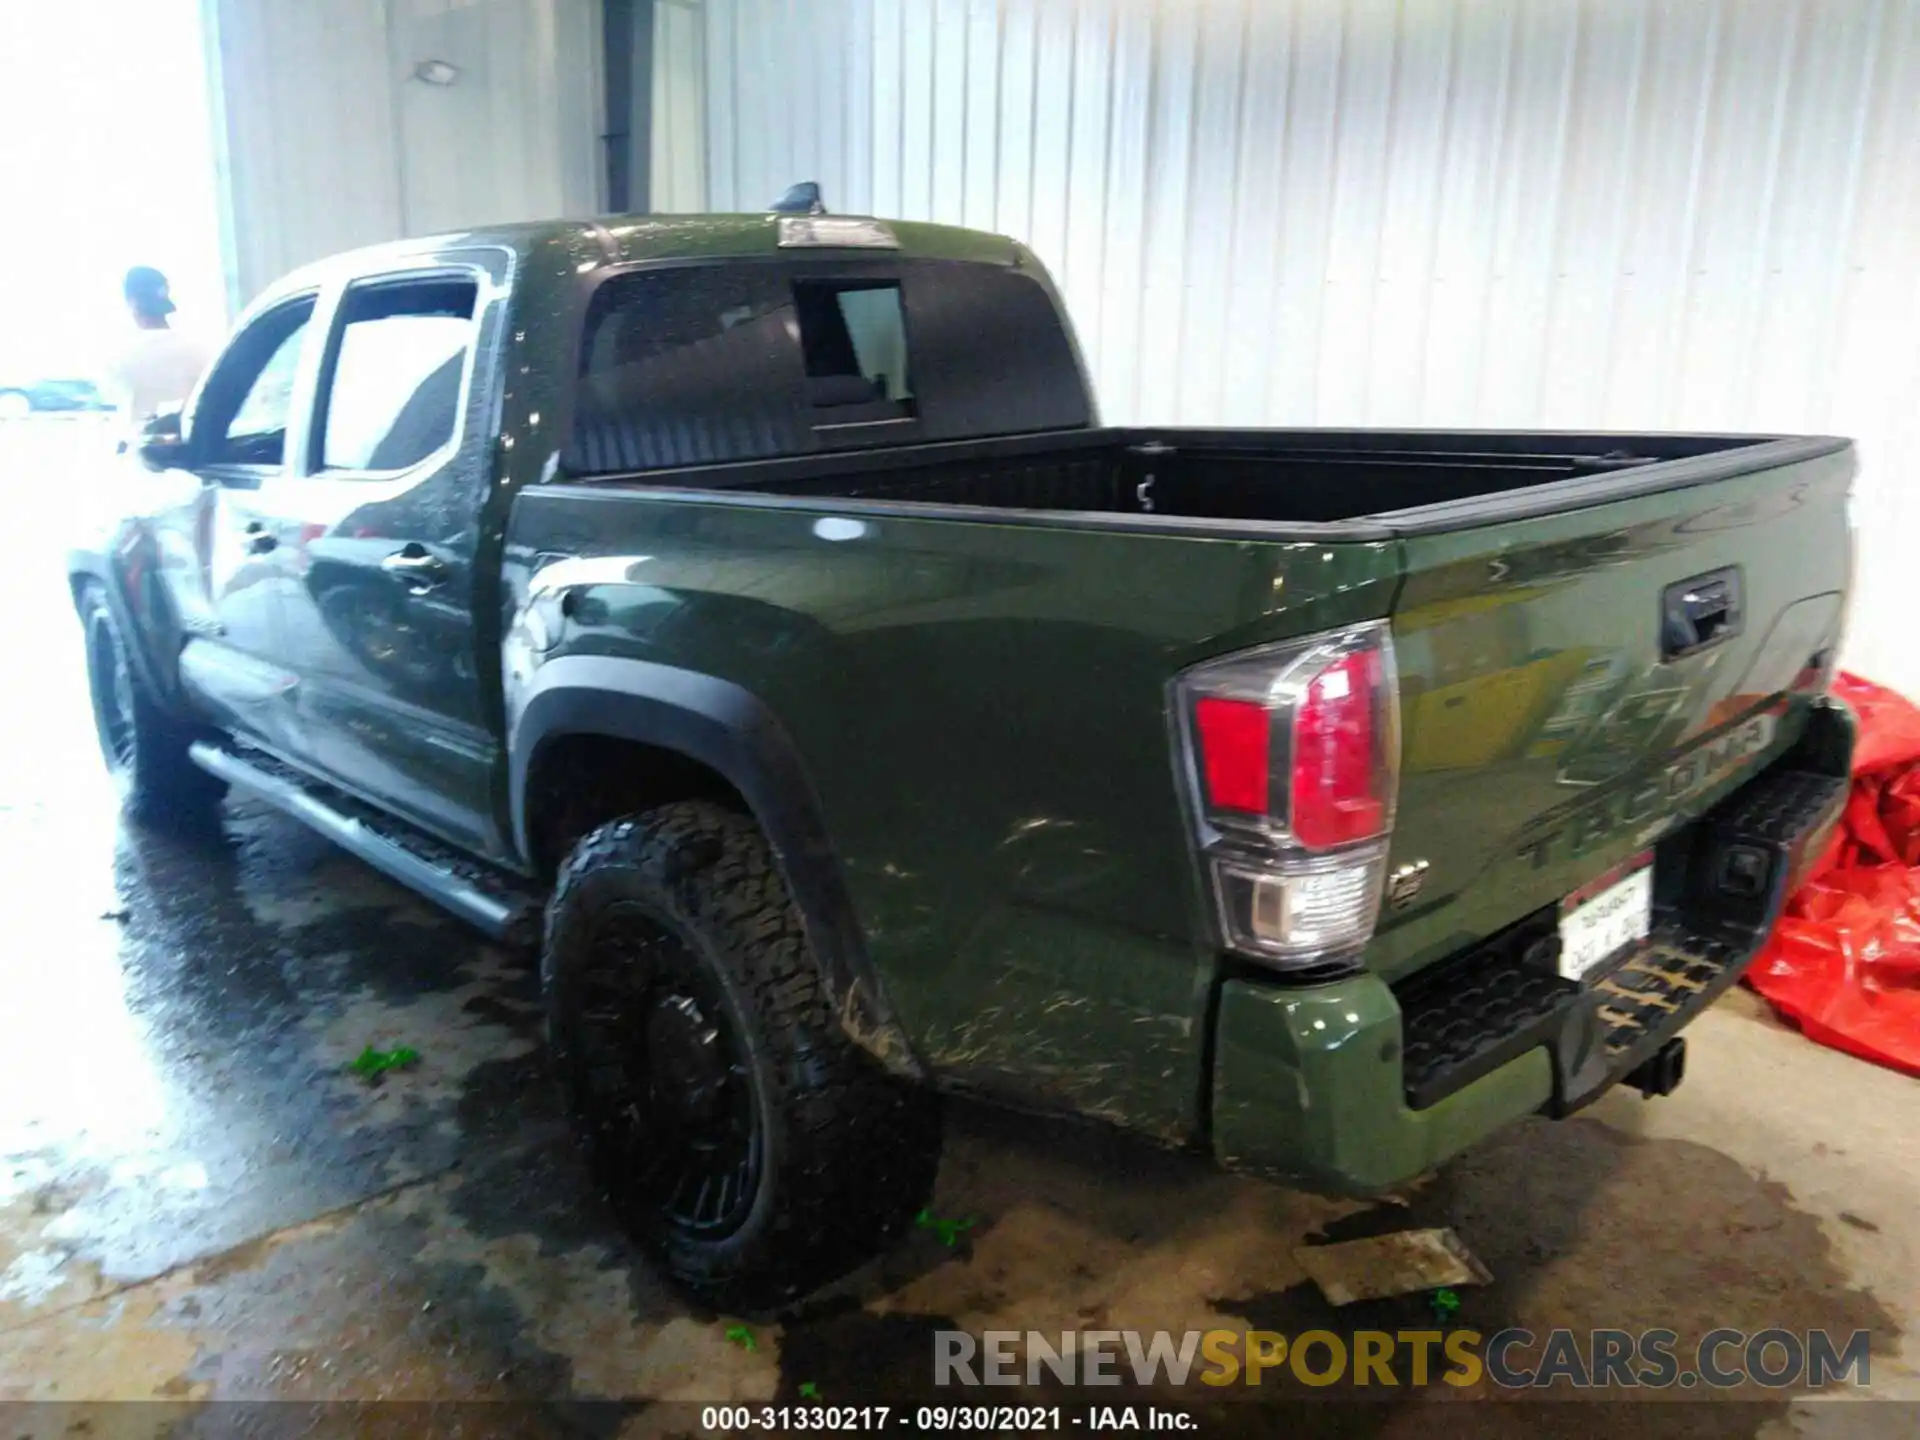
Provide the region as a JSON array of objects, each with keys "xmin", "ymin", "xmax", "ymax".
[{"xmin": 1558, "ymin": 854, "xmax": 1654, "ymax": 983}]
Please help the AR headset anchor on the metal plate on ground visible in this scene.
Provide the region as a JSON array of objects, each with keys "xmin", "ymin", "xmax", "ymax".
[{"xmin": 1294, "ymin": 1228, "xmax": 1492, "ymax": 1307}]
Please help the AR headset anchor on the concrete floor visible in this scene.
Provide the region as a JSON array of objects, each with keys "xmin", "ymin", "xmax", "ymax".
[{"xmin": 2, "ymin": 420, "xmax": 1917, "ymax": 1437}]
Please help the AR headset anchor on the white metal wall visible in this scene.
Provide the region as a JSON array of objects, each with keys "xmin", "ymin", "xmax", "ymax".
[
  {"xmin": 652, "ymin": 0, "xmax": 710, "ymax": 210},
  {"xmin": 701, "ymin": 0, "xmax": 1920, "ymax": 694},
  {"xmin": 204, "ymin": 0, "xmax": 603, "ymax": 308}
]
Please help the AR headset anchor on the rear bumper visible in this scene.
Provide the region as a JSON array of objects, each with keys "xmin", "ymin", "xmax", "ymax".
[{"xmin": 1209, "ymin": 698, "xmax": 1853, "ymax": 1194}]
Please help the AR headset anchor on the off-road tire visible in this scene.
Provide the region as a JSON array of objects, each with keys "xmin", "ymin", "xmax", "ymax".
[
  {"xmin": 543, "ymin": 801, "xmax": 940, "ymax": 1309},
  {"xmin": 79, "ymin": 583, "xmax": 226, "ymax": 827}
]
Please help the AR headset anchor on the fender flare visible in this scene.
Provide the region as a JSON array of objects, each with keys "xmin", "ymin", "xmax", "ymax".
[{"xmin": 509, "ymin": 654, "xmax": 922, "ymax": 1078}]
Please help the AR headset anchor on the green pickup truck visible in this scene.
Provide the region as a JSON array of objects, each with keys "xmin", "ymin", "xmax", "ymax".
[{"xmin": 70, "ymin": 209, "xmax": 1855, "ymax": 1306}]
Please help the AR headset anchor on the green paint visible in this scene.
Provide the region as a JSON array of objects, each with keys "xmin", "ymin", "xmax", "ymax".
[
  {"xmin": 512, "ymin": 489, "xmax": 1398, "ymax": 1140},
  {"xmin": 915, "ymin": 1208, "xmax": 976, "ymax": 1248},
  {"xmin": 1210, "ymin": 977, "xmax": 1554, "ymax": 1194},
  {"xmin": 1372, "ymin": 463, "xmax": 1849, "ymax": 987},
  {"xmin": 799, "ymin": 1382, "xmax": 821, "ymax": 1400},
  {"xmin": 725, "ymin": 1324, "xmax": 757, "ymax": 1352},
  {"xmin": 1430, "ymin": 1288, "xmax": 1462, "ymax": 1322},
  {"xmin": 348, "ymin": 1045, "xmax": 420, "ymax": 1081}
]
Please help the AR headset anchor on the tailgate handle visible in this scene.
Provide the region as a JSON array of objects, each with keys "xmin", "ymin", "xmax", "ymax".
[{"xmin": 1662, "ymin": 567, "xmax": 1743, "ymax": 659}]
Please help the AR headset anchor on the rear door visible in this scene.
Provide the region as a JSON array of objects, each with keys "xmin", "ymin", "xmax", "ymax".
[
  {"xmin": 1374, "ymin": 448, "xmax": 1852, "ymax": 983},
  {"xmin": 271, "ymin": 254, "xmax": 507, "ymax": 856}
]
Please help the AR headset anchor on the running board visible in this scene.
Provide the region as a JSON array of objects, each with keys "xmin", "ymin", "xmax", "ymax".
[{"xmin": 188, "ymin": 742, "xmax": 541, "ymax": 945}]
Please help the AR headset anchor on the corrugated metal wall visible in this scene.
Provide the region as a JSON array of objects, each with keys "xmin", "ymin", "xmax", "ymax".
[
  {"xmin": 701, "ymin": 0, "xmax": 1920, "ymax": 693},
  {"xmin": 205, "ymin": 0, "xmax": 603, "ymax": 308},
  {"xmin": 652, "ymin": 0, "xmax": 709, "ymax": 210}
]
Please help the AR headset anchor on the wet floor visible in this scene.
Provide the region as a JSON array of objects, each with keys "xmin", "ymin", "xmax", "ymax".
[{"xmin": 2, "ymin": 419, "xmax": 1917, "ymax": 1436}]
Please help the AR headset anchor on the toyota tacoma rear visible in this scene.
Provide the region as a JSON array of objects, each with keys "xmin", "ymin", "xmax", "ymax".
[{"xmin": 71, "ymin": 207, "xmax": 1854, "ymax": 1305}]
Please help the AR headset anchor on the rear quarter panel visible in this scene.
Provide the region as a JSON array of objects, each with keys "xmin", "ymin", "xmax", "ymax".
[{"xmin": 505, "ymin": 488, "xmax": 1396, "ymax": 1140}]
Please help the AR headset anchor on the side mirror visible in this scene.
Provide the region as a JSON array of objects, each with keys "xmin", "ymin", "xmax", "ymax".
[{"xmin": 136, "ymin": 406, "xmax": 187, "ymax": 472}]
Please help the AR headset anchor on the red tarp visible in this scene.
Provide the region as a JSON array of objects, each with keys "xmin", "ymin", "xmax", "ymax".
[{"xmin": 1745, "ymin": 672, "xmax": 1920, "ymax": 1076}]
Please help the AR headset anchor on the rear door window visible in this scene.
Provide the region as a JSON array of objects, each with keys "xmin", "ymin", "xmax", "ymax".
[{"xmin": 313, "ymin": 275, "xmax": 477, "ymax": 474}]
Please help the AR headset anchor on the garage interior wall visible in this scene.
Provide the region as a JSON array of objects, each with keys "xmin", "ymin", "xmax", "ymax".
[
  {"xmin": 701, "ymin": 0, "xmax": 1920, "ymax": 696},
  {"xmin": 204, "ymin": 0, "xmax": 604, "ymax": 307}
]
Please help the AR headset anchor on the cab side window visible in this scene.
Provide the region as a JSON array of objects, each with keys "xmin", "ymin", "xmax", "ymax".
[
  {"xmin": 313, "ymin": 275, "xmax": 478, "ymax": 474},
  {"xmin": 194, "ymin": 297, "xmax": 317, "ymax": 468}
]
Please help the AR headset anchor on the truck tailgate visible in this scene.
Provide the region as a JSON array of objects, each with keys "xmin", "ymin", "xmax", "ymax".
[{"xmin": 1373, "ymin": 442, "xmax": 1852, "ymax": 988}]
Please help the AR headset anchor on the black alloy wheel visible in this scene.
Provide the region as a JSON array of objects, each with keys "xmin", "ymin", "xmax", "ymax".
[{"xmin": 575, "ymin": 902, "xmax": 763, "ymax": 1238}]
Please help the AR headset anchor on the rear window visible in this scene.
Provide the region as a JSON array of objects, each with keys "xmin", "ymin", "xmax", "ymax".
[
  {"xmin": 794, "ymin": 280, "xmax": 913, "ymax": 424},
  {"xmin": 567, "ymin": 259, "xmax": 1089, "ymax": 476}
]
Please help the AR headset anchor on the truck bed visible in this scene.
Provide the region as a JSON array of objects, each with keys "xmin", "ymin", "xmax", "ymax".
[{"xmin": 622, "ymin": 427, "xmax": 1828, "ymax": 532}]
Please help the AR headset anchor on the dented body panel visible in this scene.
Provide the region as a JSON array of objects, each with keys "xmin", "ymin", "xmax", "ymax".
[{"xmin": 503, "ymin": 487, "xmax": 1399, "ymax": 1136}]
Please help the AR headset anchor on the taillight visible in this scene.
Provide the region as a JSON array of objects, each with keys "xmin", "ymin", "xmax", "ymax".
[
  {"xmin": 1291, "ymin": 647, "xmax": 1389, "ymax": 848},
  {"xmin": 1174, "ymin": 622, "xmax": 1399, "ymax": 974}
]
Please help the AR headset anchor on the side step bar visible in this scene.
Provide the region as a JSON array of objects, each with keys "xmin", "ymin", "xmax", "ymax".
[{"xmin": 188, "ymin": 742, "xmax": 541, "ymax": 944}]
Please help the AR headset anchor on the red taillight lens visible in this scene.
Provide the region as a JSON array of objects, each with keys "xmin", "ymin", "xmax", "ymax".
[
  {"xmin": 1177, "ymin": 623, "xmax": 1399, "ymax": 971},
  {"xmin": 1194, "ymin": 696, "xmax": 1270, "ymax": 814},
  {"xmin": 1181, "ymin": 628, "xmax": 1397, "ymax": 850},
  {"xmin": 1289, "ymin": 648, "xmax": 1388, "ymax": 849}
]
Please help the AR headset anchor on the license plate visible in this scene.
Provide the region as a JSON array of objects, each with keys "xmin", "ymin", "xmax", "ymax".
[{"xmin": 1558, "ymin": 857, "xmax": 1654, "ymax": 983}]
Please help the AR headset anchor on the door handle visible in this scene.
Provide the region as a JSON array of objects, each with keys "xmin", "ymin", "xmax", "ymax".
[
  {"xmin": 1661, "ymin": 567, "xmax": 1743, "ymax": 659},
  {"xmin": 381, "ymin": 544, "xmax": 448, "ymax": 594},
  {"xmin": 244, "ymin": 522, "xmax": 277, "ymax": 554}
]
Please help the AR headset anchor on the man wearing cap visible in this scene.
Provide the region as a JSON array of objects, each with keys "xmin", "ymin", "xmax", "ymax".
[{"xmin": 103, "ymin": 266, "xmax": 212, "ymax": 437}]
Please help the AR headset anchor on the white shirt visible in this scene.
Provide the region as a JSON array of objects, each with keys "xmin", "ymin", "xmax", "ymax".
[{"xmin": 104, "ymin": 327, "xmax": 212, "ymax": 433}]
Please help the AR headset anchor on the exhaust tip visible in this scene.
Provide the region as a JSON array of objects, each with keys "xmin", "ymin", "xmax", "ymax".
[{"xmin": 1625, "ymin": 1037, "xmax": 1687, "ymax": 1099}]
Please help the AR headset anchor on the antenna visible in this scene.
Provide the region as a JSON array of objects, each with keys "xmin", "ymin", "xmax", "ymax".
[{"xmin": 770, "ymin": 182, "xmax": 826, "ymax": 215}]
